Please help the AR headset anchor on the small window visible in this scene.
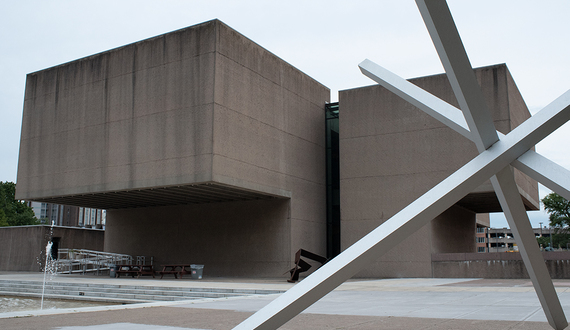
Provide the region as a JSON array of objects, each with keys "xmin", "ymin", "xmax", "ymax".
[
  {"xmin": 477, "ymin": 247, "xmax": 486, "ymax": 253},
  {"xmin": 477, "ymin": 237, "xmax": 486, "ymax": 243}
]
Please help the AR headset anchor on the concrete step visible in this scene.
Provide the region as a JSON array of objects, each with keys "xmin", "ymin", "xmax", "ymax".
[
  {"xmin": 0, "ymin": 280, "xmax": 282, "ymax": 295},
  {"xmin": 0, "ymin": 283, "xmax": 247, "ymax": 298},
  {"xmin": 2, "ymin": 287, "xmax": 243, "ymax": 301},
  {"xmin": 0, "ymin": 290, "xmax": 156, "ymax": 304},
  {"xmin": 0, "ymin": 279, "xmax": 284, "ymax": 304}
]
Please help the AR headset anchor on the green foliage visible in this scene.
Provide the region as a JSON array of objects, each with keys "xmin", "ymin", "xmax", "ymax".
[
  {"xmin": 542, "ymin": 192, "xmax": 570, "ymax": 228},
  {"xmin": 539, "ymin": 193, "xmax": 570, "ymax": 249},
  {"xmin": 0, "ymin": 181, "xmax": 39, "ymax": 227},
  {"xmin": 0, "ymin": 209, "xmax": 8, "ymax": 227},
  {"xmin": 536, "ymin": 235, "xmax": 549, "ymax": 248},
  {"xmin": 537, "ymin": 231, "xmax": 570, "ymax": 250}
]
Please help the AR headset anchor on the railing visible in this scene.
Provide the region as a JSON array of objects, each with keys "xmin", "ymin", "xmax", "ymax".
[
  {"xmin": 136, "ymin": 255, "xmax": 154, "ymax": 266},
  {"xmin": 55, "ymin": 249, "xmax": 136, "ymax": 275}
]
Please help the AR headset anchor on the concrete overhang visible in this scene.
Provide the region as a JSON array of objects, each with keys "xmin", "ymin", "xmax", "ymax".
[
  {"xmin": 456, "ymin": 189, "xmax": 539, "ymax": 214},
  {"xmin": 16, "ymin": 19, "xmax": 323, "ymax": 211},
  {"xmin": 29, "ymin": 182, "xmax": 287, "ymax": 209}
]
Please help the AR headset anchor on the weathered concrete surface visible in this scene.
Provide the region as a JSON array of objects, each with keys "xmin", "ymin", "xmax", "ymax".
[
  {"xmin": 339, "ymin": 64, "xmax": 539, "ymax": 278},
  {"xmin": 0, "ymin": 225, "xmax": 104, "ymax": 271},
  {"xmin": 210, "ymin": 23, "xmax": 328, "ymax": 261},
  {"xmin": 433, "ymin": 252, "xmax": 570, "ymax": 279},
  {"xmin": 17, "ymin": 20, "xmax": 327, "ymax": 202},
  {"xmin": 0, "ymin": 276, "xmax": 564, "ymax": 330},
  {"xmin": 0, "ymin": 306, "xmax": 556, "ymax": 330},
  {"xmin": 105, "ymin": 199, "xmax": 292, "ymax": 277},
  {"xmin": 17, "ymin": 20, "xmax": 329, "ymax": 276},
  {"xmin": 18, "ymin": 21, "xmax": 217, "ymax": 198}
]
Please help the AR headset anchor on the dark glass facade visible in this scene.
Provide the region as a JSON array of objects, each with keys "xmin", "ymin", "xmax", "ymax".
[{"xmin": 325, "ymin": 102, "xmax": 340, "ymax": 259}]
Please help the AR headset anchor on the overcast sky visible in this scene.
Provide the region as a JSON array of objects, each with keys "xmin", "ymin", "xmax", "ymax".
[{"xmin": 1, "ymin": 1, "xmax": 569, "ymax": 228}]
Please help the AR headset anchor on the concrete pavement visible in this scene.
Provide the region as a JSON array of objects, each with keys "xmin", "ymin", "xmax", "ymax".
[{"xmin": 1, "ymin": 273, "xmax": 570, "ymax": 329}]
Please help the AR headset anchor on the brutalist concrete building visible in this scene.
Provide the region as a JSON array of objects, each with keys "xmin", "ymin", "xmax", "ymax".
[
  {"xmin": 16, "ymin": 20, "xmax": 538, "ymax": 277},
  {"xmin": 339, "ymin": 65, "xmax": 538, "ymax": 277}
]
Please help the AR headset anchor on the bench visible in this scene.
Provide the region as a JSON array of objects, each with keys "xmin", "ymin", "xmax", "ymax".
[
  {"xmin": 158, "ymin": 264, "xmax": 191, "ymax": 279},
  {"xmin": 115, "ymin": 264, "xmax": 139, "ymax": 278},
  {"xmin": 136, "ymin": 264, "xmax": 155, "ymax": 278},
  {"xmin": 114, "ymin": 264, "xmax": 155, "ymax": 278}
]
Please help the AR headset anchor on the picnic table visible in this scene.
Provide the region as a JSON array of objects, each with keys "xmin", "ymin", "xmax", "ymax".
[
  {"xmin": 158, "ymin": 264, "xmax": 191, "ymax": 279},
  {"xmin": 114, "ymin": 264, "xmax": 155, "ymax": 278},
  {"xmin": 136, "ymin": 264, "xmax": 155, "ymax": 278}
]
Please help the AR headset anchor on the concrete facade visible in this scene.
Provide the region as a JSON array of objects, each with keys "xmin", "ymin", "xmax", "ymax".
[
  {"xmin": 0, "ymin": 225, "xmax": 104, "ymax": 271},
  {"xmin": 339, "ymin": 64, "xmax": 539, "ymax": 278},
  {"xmin": 17, "ymin": 20, "xmax": 329, "ymax": 277},
  {"xmin": 16, "ymin": 20, "xmax": 539, "ymax": 279},
  {"xmin": 105, "ymin": 199, "xmax": 291, "ymax": 276}
]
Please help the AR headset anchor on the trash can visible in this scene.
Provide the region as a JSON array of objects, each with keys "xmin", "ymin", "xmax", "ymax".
[
  {"xmin": 109, "ymin": 264, "xmax": 117, "ymax": 278},
  {"xmin": 190, "ymin": 264, "xmax": 204, "ymax": 279}
]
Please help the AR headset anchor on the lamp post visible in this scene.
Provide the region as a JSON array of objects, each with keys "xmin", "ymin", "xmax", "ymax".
[{"xmin": 486, "ymin": 227, "xmax": 490, "ymax": 253}]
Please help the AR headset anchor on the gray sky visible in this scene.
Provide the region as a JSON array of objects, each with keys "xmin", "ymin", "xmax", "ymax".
[{"xmin": 1, "ymin": 0, "xmax": 569, "ymax": 228}]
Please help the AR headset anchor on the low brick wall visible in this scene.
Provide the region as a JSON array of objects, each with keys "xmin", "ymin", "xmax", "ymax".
[{"xmin": 432, "ymin": 252, "xmax": 570, "ymax": 279}]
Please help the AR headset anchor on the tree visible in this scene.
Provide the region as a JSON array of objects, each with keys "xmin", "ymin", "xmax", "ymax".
[
  {"xmin": 0, "ymin": 209, "xmax": 8, "ymax": 227},
  {"xmin": 541, "ymin": 192, "xmax": 570, "ymax": 249},
  {"xmin": 0, "ymin": 181, "xmax": 39, "ymax": 227},
  {"xmin": 542, "ymin": 192, "xmax": 570, "ymax": 228}
]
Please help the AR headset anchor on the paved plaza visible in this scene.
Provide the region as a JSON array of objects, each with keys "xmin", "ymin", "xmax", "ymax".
[{"xmin": 1, "ymin": 273, "xmax": 570, "ymax": 329}]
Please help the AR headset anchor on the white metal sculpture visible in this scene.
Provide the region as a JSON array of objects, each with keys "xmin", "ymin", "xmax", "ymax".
[{"xmin": 234, "ymin": 1, "xmax": 570, "ymax": 329}]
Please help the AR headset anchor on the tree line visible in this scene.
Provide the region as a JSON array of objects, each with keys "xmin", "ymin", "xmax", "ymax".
[
  {"xmin": 0, "ymin": 181, "xmax": 39, "ymax": 227},
  {"xmin": 537, "ymin": 192, "xmax": 570, "ymax": 249}
]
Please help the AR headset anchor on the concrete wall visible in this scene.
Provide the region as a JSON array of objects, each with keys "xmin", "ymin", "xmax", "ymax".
[
  {"xmin": 433, "ymin": 252, "xmax": 570, "ymax": 279},
  {"xmin": 211, "ymin": 23, "xmax": 329, "ymax": 259},
  {"xmin": 17, "ymin": 21, "xmax": 218, "ymax": 199},
  {"xmin": 339, "ymin": 64, "xmax": 538, "ymax": 278},
  {"xmin": 106, "ymin": 199, "xmax": 291, "ymax": 277},
  {"xmin": 431, "ymin": 206, "xmax": 476, "ymax": 254},
  {"xmin": 18, "ymin": 20, "xmax": 329, "ymax": 277},
  {"xmin": 0, "ymin": 225, "xmax": 104, "ymax": 271},
  {"xmin": 350, "ymin": 206, "xmax": 477, "ymax": 278}
]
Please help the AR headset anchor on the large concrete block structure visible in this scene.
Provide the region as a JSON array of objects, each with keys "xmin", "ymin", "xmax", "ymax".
[
  {"xmin": 17, "ymin": 20, "xmax": 538, "ymax": 278},
  {"xmin": 17, "ymin": 20, "xmax": 329, "ymax": 276},
  {"xmin": 339, "ymin": 64, "xmax": 538, "ymax": 277}
]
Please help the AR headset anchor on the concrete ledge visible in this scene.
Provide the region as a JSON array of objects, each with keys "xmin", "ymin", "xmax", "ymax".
[
  {"xmin": 433, "ymin": 251, "xmax": 570, "ymax": 261},
  {"xmin": 432, "ymin": 252, "xmax": 570, "ymax": 279}
]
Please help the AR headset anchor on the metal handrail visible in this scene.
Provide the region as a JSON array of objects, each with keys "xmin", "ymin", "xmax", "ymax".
[{"xmin": 55, "ymin": 249, "xmax": 138, "ymax": 275}]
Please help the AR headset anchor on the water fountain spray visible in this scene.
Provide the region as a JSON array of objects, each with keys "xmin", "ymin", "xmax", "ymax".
[{"xmin": 40, "ymin": 220, "xmax": 55, "ymax": 310}]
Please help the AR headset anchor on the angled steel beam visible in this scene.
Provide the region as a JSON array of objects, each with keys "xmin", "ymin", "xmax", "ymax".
[
  {"xmin": 492, "ymin": 166, "xmax": 567, "ymax": 328},
  {"xmin": 359, "ymin": 59, "xmax": 471, "ymax": 139},
  {"xmin": 514, "ymin": 151, "xmax": 570, "ymax": 201},
  {"xmin": 233, "ymin": 89, "xmax": 570, "ymax": 330},
  {"xmin": 233, "ymin": 1, "xmax": 570, "ymax": 329},
  {"xmin": 416, "ymin": 1, "xmax": 567, "ymax": 328},
  {"xmin": 359, "ymin": 59, "xmax": 570, "ymax": 202},
  {"xmin": 416, "ymin": 0, "xmax": 498, "ymax": 150},
  {"xmin": 490, "ymin": 168, "xmax": 565, "ymax": 330}
]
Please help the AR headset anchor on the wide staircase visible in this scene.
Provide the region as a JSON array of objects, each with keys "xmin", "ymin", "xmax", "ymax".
[{"xmin": 0, "ymin": 279, "xmax": 284, "ymax": 304}]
